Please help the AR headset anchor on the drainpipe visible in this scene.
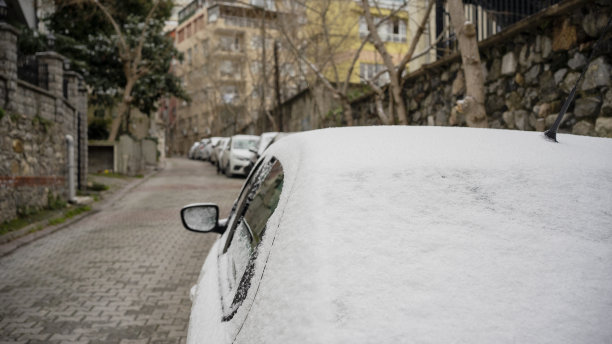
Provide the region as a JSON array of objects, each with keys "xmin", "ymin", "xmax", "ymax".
[{"xmin": 66, "ymin": 135, "xmax": 76, "ymax": 203}]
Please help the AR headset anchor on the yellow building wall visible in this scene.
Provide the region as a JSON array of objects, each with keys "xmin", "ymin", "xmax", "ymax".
[{"xmin": 302, "ymin": 0, "xmax": 434, "ymax": 84}]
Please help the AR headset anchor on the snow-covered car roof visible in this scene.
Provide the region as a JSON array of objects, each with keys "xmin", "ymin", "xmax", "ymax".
[{"xmin": 235, "ymin": 126, "xmax": 612, "ymax": 343}]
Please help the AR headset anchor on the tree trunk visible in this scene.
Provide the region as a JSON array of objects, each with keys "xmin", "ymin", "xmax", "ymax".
[
  {"xmin": 447, "ymin": 0, "xmax": 488, "ymax": 128},
  {"xmin": 341, "ymin": 100, "xmax": 354, "ymax": 126},
  {"xmin": 390, "ymin": 80, "xmax": 408, "ymax": 125},
  {"xmin": 108, "ymin": 76, "xmax": 136, "ymax": 141},
  {"xmin": 374, "ymin": 93, "xmax": 391, "ymax": 125}
]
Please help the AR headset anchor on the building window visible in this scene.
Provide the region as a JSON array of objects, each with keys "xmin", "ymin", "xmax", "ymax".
[
  {"xmin": 220, "ymin": 60, "xmax": 241, "ymax": 78},
  {"xmin": 209, "ymin": 7, "xmax": 219, "ymax": 22},
  {"xmin": 178, "ymin": 29, "xmax": 185, "ymax": 43},
  {"xmin": 360, "ymin": 63, "xmax": 389, "ymax": 84},
  {"xmin": 219, "ymin": 35, "xmax": 242, "ymax": 52},
  {"xmin": 359, "ymin": 16, "xmax": 406, "ymax": 42},
  {"xmin": 250, "ymin": 0, "xmax": 275, "ymax": 10},
  {"xmin": 221, "ymin": 85, "xmax": 239, "ymax": 104},
  {"xmin": 187, "ymin": 48, "xmax": 192, "ymax": 65}
]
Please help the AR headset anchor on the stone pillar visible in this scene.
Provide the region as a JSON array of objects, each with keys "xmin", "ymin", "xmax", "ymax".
[
  {"xmin": 36, "ymin": 51, "xmax": 66, "ymax": 125},
  {"xmin": 64, "ymin": 70, "xmax": 79, "ymax": 101},
  {"xmin": 0, "ymin": 22, "xmax": 18, "ymax": 111},
  {"xmin": 35, "ymin": 52, "xmax": 64, "ymax": 98}
]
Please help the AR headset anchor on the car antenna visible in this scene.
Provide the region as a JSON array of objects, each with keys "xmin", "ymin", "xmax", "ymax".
[{"xmin": 544, "ymin": 17, "xmax": 612, "ymax": 142}]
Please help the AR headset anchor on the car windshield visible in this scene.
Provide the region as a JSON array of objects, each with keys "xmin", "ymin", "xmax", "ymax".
[{"xmin": 233, "ymin": 139, "xmax": 258, "ymax": 150}]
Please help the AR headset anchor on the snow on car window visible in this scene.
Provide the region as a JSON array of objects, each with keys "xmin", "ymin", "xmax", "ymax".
[
  {"xmin": 221, "ymin": 220, "xmax": 251, "ymax": 311},
  {"xmin": 233, "ymin": 139, "xmax": 258, "ymax": 150},
  {"xmin": 244, "ymin": 160, "xmax": 284, "ymax": 244}
]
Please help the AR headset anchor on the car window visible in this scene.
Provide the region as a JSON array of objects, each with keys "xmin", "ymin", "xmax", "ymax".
[
  {"xmin": 233, "ymin": 139, "xmax": 258, "ymax": 150},
  {"xmin": 218, "ymin": 158, "xmax": 284, "ymax": 320},
  {"xmin": 242, "ymin": 160, "xmax": 283, "ymax": 245}
]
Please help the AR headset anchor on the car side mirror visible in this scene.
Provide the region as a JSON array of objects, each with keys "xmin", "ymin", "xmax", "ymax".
[{"xmin": 180, "ymin": 203, "xmax": 226, "ymax": 234}]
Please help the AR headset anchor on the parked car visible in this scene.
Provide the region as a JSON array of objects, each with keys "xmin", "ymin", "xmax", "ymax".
[
  {"xmin": 205, "ymin": 137, "xmax": 224, "ymax": 164},
  {"xmin": 180, "ymin": 126, "xmax": 612, "ymax": 344},
  {"xmin": 247, "ymin": 132, "xmax": 278, "ymax": 167},
  {"xmin": 194, "ymin": 138, "xmax": 210, "ymax": 160},
  {"xmin": 188, "ymin": 142, "xmax": 201, "ymax": 159},
  {"xmin": 215, "ymin": 138, "xmax": 230, "ymax": 174},
  {"xmin": 218, "ymin": 135, "xmax": 259, "ymax": 177}
]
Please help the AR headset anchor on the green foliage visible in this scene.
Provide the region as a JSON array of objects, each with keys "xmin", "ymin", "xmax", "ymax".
[
  {"xmin": 0, "ymin": 107, "xmax": 5, "ymax": 120},
  {"xmin": 48, "ymin": 205, "xmax": 92, "ymax": 226},
  {"xmin": 47, "ymin": 192, "xmax": 67, "ymax": 210},
  {"xmin": 89, "ymin": 182, "xmax": 110, "ymax": 191},
  {"xmin": 325, "ymin": 107, "xmax": 344, "ymax": 126},
  {"xmin": 9, "ymin": 112, "xmax": 21, "ymax": 123},
  {"xmin": 1, "ymin": 192, "xmax": 68, "ymax": 236},
  {"xmin": 0, "ymin": 210, "xmax": 53, "ymax": 236},
  {"xmin": 46, "ymin": 0, "xmax": 188, "ymax": 113},
  {"xmin": 88, "ymin": 118, "xmax": 111, "ymax": 140},
  {"xmin": 17, "ymin": 26, "xmax": 49, "ymax": 55},
  {"xmin": 347, "ymin": 84, "xmax": 373, "ymax": 101},
  {"xmin": 32, "ymin": 115, "xmax": 54, "ymax": 133}
]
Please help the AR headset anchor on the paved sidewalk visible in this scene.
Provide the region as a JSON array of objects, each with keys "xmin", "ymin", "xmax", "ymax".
[{"xmin": 0, "ymin": 158, "xmax": 243, "ymax": 344}]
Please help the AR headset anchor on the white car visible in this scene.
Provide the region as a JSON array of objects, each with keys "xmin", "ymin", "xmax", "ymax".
[
  {"xmin": 215, "ymin": 138, "xmax": 230, "ymax": 174},
  {"xmin": 208, "ymin": 137, "xmax": 226, "ymax": 165},
  {"xmin": 194, "ymin": 138, "xmax": 210, "ymax": 160},
  {"xmin": 180, "ymin": 126, "xmax": 612, "ymax": 344},
  {"xmin": 204, "ymin": 136, "xmax": 222, "ymax": 164},
  {"xmin": 188, "ymin": 141, "xmax": 200, "ymax": 159},
  {"xmin": 218, "ymin": 135, "xmax": 259, "ymax": 177}
]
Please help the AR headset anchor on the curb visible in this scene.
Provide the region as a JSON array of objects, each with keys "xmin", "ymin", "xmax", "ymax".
[{"xmin": 0, "ymin": 166, "xmax": 164, "ymax": 257}]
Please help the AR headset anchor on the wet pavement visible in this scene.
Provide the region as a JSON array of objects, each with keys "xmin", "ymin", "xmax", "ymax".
[{"xmin": 0, "ymin": 158, "xmax": 243, "ymax": 344}]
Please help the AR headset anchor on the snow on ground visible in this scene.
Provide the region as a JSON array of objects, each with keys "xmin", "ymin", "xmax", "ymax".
[{"xmin": 235, "ymin": 126, "xmax": 612, "ymax": 343}]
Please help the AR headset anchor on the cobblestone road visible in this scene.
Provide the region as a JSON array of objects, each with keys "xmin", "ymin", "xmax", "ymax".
[{"xmin": 0, "ymin": 158, "xmax": 244, "ymax": 344}]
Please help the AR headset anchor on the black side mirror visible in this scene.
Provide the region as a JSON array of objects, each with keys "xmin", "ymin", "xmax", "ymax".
[{"xmin": 180, "ymin": 203, "xmax": 226, "ymax": 234}]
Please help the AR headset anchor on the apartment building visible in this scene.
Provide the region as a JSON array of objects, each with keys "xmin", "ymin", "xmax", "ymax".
[
  {"xmin": 279, "ymin": 0, "xmax": 437, "ymax": 87},
  {"xmin": 171, "ymin": 0, "xmax": 293, "ymax": 154}
]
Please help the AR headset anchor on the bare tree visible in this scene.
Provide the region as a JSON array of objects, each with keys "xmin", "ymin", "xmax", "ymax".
[
  {"xmin": 360, "ymin": 0, "xmax": 435, "ymax": 125},
  {"xmin": 447, "ymin": 0, "xmax": 488, "ymax": 127},
  {"xmin": 279, "ymin": 0, "xmax": 412, "ymax": 126}
]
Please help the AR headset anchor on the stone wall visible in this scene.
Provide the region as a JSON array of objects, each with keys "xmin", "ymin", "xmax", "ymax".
[
  {"xmin": 276, "ymin": 0, "xmax": 612, "ymax": 137},
  {"xmin": 0, "ymin": 23, "xmax": 88, "ymax": 222}
]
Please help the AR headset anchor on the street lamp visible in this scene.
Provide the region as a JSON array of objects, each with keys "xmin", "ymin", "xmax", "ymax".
[{"xmin": 0, "ymin": 0, "xmax": 8, "ymax": 23}]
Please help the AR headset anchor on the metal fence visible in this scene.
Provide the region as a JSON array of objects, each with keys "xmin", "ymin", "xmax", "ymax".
[
  {"xmin": 435, "ymin": 0, "xmax": 563, "ymax": 58},
  {"xmin": 17, "ymin": 55, "xmax": 49, "ymax": 90}
]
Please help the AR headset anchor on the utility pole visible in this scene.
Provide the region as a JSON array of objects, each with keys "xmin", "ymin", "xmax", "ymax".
[{"xmin": 273, "ymin": 40, "xmax": 282, "ymax": 131}]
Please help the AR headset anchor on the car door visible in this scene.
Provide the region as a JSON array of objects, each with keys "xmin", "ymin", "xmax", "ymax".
[{"xmin": 216, "ymin": 157, "xmax": 285, "ymax": 340}]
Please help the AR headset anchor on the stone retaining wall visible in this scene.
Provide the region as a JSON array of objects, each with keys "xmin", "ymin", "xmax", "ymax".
[
  {"xmin": 399, "ymin": 0, "xmax": 611, "ymax": 137},
  {"xmin": 276, "ymin": 0, "xmax": 612, "ymax": 137},
  {"xmin": 0, "ymin": 23, "xmax": 88, "ymax": 222}
]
